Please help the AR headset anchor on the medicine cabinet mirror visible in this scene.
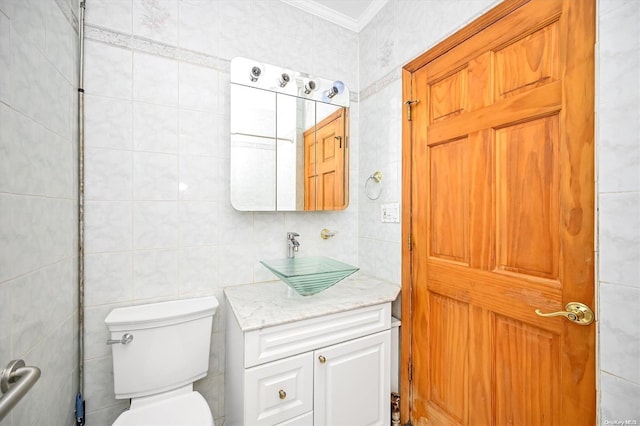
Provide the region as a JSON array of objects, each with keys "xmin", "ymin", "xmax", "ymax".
[{"xmin": 230, "ymin": 57, "xmax": 350, "ymax": 211}]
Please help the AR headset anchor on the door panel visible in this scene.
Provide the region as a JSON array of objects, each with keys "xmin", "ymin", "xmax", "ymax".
[
  {"xmin": 494, "ymin": 22, "xmax": 560, "ymax": 100},
  {"xmin": 430, "ymin": 69, "xmax": 467, "ymax": 123},
  {"xmin": 493, "ymin": 315, "xmax": 560, "ymax": 426},
  {"xmin": 427, "ymin": 294, "xmax": 468, "ymax": 423},
  {"xmin": 495, "ymin": 116, "xmax": 560, "ymax": 279},
  {"xmin": 402, "ymin": 0, "xmax": 595, "ymax": 424},
  {"xmin": 429, "ymin": 138, "xmax": 469, "ymax": 263}
]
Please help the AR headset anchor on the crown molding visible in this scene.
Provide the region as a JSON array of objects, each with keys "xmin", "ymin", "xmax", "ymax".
[
  {"xmin": 281, "ymin": 0, "xmax": 388, "ymax": 32},
  {"xmin": 357, "ymin": 0, "xmax": 388, "ymax": 31}
]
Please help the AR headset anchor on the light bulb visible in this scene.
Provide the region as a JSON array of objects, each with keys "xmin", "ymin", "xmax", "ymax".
[
  {"xmin": 304, "ymin": 80, "xmax": 317, "ymax": 94},
  {"xmin": 249, "ymin": 66, "xmax": 262, "ymax": 82}
]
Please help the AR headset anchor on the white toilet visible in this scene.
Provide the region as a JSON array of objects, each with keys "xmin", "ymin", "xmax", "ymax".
[{"xmin": 105, "ymin": 296, "xmax": 219, "ymax": 426}]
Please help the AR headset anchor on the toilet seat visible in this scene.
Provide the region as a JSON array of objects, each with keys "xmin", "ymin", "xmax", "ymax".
[{"xmin": 113, "ymin": 391, "xmax": 214, "ymax": 426}]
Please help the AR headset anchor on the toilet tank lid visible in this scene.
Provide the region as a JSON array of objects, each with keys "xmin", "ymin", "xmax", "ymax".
[{"xmin": 105, "ymin": 296, "xmax": 219, "ymax": 329}]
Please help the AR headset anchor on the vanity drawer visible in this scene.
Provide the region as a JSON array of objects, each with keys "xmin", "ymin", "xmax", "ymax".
[
  {"xmin": 244, "ymin": 352, "xmax": 313, "ymax": 426},
  {"xmin": 245, "ymin": 303, "xmax": 390, "ymax": 367}
]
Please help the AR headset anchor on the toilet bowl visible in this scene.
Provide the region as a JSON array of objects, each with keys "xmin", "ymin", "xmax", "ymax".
[
  {"xmin": 111, "ymin": 386, "xmax": 212, "ymax": 426},
  {"xmin": 105, "ymin": 296, "xmax": 219, "ymax": 426}
]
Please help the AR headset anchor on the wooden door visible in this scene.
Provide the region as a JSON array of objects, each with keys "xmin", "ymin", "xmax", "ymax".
[
  {"xmin": 401, "ymin": 0, "xmax": 595, "ymax": 424},
  {"xmin": 304, "ymin": 108, "xmax": 346, "ymax": 210},
  {"xmin": 314, "ymin": 331, "xmax": 390, "ymax": 426}
]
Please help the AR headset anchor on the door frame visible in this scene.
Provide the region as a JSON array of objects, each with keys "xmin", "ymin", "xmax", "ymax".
[{"xmin": 399, "ymin": 0, "xmax": 596, "ymax": 423}]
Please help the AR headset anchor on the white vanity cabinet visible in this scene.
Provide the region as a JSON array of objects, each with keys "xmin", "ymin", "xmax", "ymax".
[{"xmin": 225, "ymin": 302, "xmax": 392, "ymax": 426}]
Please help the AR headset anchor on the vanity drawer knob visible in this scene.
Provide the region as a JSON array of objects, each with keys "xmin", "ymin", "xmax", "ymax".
[
  {"xmin": 279, "ymin": 389, "xmax": 286, "ymax": 400},
  {"xmin": 318, "ymin": 355, "xmax": 326, "ymax": 364}
]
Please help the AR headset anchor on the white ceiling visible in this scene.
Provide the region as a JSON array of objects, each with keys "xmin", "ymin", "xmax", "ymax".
[{"xmin": 280, "ymin": 0, "xmax": 388, "ymax": 32}]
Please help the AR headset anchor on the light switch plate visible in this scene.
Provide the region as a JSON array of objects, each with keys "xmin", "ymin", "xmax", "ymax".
[{"xmin": 381, "ymin": 203, "xmax": 400, "ymax": 223}]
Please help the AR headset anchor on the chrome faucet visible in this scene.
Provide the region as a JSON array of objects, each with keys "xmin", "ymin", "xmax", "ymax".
[{"xmin": 287, "ymin": 232, "xmax": 300, "ymax": 258}]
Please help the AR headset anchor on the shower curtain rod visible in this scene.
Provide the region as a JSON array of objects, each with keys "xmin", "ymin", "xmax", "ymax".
[{"xmin": 76, "ymin": 1, "xmax": 86, "ymax": 425}]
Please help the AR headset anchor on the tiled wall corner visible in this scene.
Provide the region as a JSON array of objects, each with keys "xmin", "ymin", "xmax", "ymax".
[{"xmin": 0, "ymin": 0, "xmax": 79, "ymax": 425}]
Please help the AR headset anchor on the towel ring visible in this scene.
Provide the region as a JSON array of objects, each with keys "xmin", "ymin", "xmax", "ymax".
[{"xmin": 365, "ymin": 171, "xmax": 383, "ymax": 200}]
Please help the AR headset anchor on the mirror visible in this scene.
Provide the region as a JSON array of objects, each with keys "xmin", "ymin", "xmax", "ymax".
[{"xmin": 230, "ymin": 57, "xmax": 350, "ymax": 211}]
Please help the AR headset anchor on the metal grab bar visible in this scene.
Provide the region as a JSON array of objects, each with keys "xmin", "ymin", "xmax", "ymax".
[{"xmin": 0, "ymin": 359, "xmax": 41, "ymax": 421}]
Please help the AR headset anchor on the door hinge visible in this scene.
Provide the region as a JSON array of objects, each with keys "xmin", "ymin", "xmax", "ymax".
[
  {"xmin": 404, "ymin": 100, "xmax": 419, "ymax": 121},
  {"xmin": 407, "ymin": 233, "xmax": 412, "ymax": 252}
]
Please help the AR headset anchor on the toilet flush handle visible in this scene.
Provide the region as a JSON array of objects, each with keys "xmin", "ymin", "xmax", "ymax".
[{"xmin": 106, "ymin": 333, "xmax": 134, "ymax": 345}]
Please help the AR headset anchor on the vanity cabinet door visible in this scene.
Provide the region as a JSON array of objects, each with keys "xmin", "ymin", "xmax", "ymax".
[
  {"xmin": 245, "ymin": 352, "xmax": 313, "ymax": 426},
  {"xmin": 314, "ymin": 330, "xmax": 390, "ymax": 426},
  {"xmin": 275, "ymin": 411, "xmax": 313, "ymax": 425}
]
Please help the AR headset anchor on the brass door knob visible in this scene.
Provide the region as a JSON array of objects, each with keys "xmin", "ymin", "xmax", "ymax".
[
  {"xmin": 278, "ymin": 389, "xmax": 286, "ymax": 400},
  {"xmin": 535, "ymin": 302, "xmax": 594, "ymax": 325},
  {"xmin": 318, "ymin": 355, "xmax": 326, "ymax": 364}
]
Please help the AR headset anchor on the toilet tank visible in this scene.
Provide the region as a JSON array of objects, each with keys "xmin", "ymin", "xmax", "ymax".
[{"xmin": 105, "ymin": 296, "xmax": 219, "ymax": 399}]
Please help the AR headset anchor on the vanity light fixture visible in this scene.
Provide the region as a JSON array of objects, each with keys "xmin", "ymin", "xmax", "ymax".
[
  {"xmin": 278, "ymin": 73, "xmax": 290, "ymax": 87},
  {"xmin": 249, "ymin": 65, "xmax": 262, "ymax": 82},
  {"xmin": 326, "ymin": 86, "xmax": 339, "ymax": 99},
  {"xmin": 322, "ymin": 80, "xmax": 345, "ymax": 102},
  {"xmin": 304, "ymin": 80, "xmax": 317, "ymax": 94}
]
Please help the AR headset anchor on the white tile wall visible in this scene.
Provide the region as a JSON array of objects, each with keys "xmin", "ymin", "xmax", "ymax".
[
  {"xmin": 133, "ymin": 201, "xmax": 178, "ymax": 249},
  {"xmin": 132, "ymin": 0, "xmax": 178, "ymax": 46},
  {"xmin": 601, "ymin": 372, "xmax": 640, "ymax": 424},
  {"xmin": 134, "ymin": 153, "xmax": 178, "ymax": 201},
  {"xmin": 178, "ymin": 0, "xmax": 218, "ymax": 57},
  {"xmin": 84, "ymin": 201, "xmax": 133, "ymax": 252},
  {"xmin": 0, "ymin": 0, "xmax": 78, "ymax": 425},
  {"xmin": 599, "ymin": 193, "xmax": 640, "ymax": 286},
  {"xmin": 84, "ymin": 252, "xmax": 132, "ymax": 306},
  {"xmin": 83, "ymin": 1, "xmax": 360, "ymax": 423},
  {"xmin": 84, "ymin": 94, "xmax": 133, "ymax": 150},
  {"xmin": 84, "ymin": 41, "xmax": 132, "ymax": 99},
  {"xmin": 178, "ymin": 108, "xmax": 218, "ymax": 156},
  {"xmin": 133, "ymin": 249, "xmax": 179, "ymax": 299},
  {"xmin": 133, "ymin": 102, "xmax": 178, "ymax": 153},
  {"xmin": 178, "ymin": 62, "xmax": 219, "ymax": 112},
  {"xmin": 85, "ymin": 148, "xmax": 132, "ymax": 200},
  {"xmin": 599, "ymin": 282, "xmax": 640, "ymax": 384},
  {"xmin": 597, "ymin": 0, "xmax": 640, "ymax": 421},
  {"xmin": 133, "ymin": 51, "xmax": 178, "ymax": 105},
  {"xmin": 85, "ymin": 0, "xmax": 132, "ymax": 34},
  {"xmin": 0, "ymin": 11, "xmax": 11, "ymax": 103}
]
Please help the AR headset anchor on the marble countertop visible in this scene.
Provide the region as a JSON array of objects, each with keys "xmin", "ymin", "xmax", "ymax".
[{"xmin": 224, "ymin": 272, "xmax": 401, "ymax": 331}]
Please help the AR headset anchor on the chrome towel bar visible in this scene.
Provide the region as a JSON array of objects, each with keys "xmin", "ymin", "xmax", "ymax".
[{"xmin": 0, "ymin": 359, "xmax": 41, "ymax": 421}]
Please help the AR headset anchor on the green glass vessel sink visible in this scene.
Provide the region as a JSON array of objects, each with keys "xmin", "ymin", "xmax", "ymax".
[{"xmin": 260, "ymin": 256, "xmax": 359, "ymax": 296}]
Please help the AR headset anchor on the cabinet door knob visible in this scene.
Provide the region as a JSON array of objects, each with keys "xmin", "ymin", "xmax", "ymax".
[
  {"xmin": 278, "ymin": 389, "xmax": 286, "ymax": 400},
  {"xmin": 318, "ymin": 355, "xmax": 326, "ymax": 364}
]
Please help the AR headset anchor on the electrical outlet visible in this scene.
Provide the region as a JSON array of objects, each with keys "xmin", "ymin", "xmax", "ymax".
[{"xmin": 381, "ymin": 203, "xmax": 400, "ymax": 223}]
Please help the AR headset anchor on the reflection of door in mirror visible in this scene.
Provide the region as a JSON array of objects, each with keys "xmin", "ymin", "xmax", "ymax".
[{"xmin": 304, "ymin": 107, "xmax": 347, "ymax": 210}]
